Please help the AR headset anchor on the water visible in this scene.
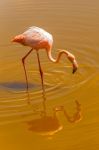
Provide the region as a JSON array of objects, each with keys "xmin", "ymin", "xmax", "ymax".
[{"xmin": 0, "ymin": 0, "xmax": 99, "ymax": 149}]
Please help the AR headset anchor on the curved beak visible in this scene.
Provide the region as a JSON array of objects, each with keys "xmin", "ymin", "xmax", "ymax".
[{"xmin": 72, "ymin": 59, "xmax": 78, "ymax": 74}]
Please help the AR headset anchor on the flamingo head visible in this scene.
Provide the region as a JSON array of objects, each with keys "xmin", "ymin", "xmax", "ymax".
[
  {"xmin": 11, "ymin": 34, "xmax": 25, "ymax": 44},
  {"xmin": 72, "ymin": 59, "xmax": 78, "ymax": 74}
]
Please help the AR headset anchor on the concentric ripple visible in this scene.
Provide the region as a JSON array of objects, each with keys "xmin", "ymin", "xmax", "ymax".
[
  {"xmin": 0, "ymin": 44, "xmax": 99, "ymax": 125},
  {"xmin": 0, "ymin": 0, "xmax": 99, "ymax": 126}
]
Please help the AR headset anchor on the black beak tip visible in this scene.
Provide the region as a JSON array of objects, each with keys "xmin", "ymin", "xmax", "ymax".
[{"xmin": 72, "ymin": 68, "xmax": 77, "ymax": 74}]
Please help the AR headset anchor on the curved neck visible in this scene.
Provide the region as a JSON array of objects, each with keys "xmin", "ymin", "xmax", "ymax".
[
  {"xmin": 46, "ymin": 48, "xmax": 78, "ymax": 73},
  {"xmin": 47, "ymin": 48, "xmax": 70, "ymax": 63}
]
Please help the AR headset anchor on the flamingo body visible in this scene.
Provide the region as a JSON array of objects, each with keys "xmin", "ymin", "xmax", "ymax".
[{"xmin": 13, "ymin": 26, "xmax": 53, "ymax": 50}]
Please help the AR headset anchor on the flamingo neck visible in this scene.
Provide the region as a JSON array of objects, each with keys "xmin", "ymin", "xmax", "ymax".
[
  {"xmin": 47, "ymin": 48, "xmax": 78, "ymax": 74},
  {"xmin": 47, "ymin": 49, "xmax": 69, "ymax": 63},
  {"xmin": 47, "ymin": 49, "xmax": 56, "ymax": 63}
]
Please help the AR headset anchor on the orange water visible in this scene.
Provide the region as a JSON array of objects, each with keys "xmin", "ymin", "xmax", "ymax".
[{"xmin": 0, "ymin": 0, "xmax": 99, "ymax": 149}]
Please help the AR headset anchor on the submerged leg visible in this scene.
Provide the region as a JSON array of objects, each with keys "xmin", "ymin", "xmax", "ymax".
[
  {"xmin": 22, "ymin": 48, "xmax": 33, "ymax": 104},
  {"xmin": 36, "ymin": 51, "xmax": 46, "ymax": 113}
]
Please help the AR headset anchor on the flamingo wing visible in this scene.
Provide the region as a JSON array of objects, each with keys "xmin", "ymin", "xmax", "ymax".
[{"xmin": 23, "ymin": 26, "xmax": 53, "ymax": 48}]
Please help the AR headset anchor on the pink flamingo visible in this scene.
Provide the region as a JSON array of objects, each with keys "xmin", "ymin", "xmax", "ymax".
[{"xmin": 12, "ymin": 26, "xmax": 78, "ymax": 104}]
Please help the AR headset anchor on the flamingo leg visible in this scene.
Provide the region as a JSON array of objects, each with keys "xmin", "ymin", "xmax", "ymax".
[
  {"xmin": 22, "ymin": 48, "xmax": 33, "ymax": 104},
  {"xmin": 36, "ymin": 51, "xmax": 46, "ymax": 113}
]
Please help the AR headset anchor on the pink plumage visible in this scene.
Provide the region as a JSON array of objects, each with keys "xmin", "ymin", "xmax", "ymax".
[{"xmin": 12, "ymin": 26, "xmax": 78, "ymax": 104}]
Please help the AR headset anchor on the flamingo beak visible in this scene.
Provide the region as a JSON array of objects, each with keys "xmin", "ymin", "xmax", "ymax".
[{"xmin": 72, "ymin": 59, "xmax": 78, "ymax": 74}]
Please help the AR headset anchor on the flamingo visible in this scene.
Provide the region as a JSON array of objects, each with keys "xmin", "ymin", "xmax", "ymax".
[{"xmin": 12, "ymin": 26, "xmax": 78, "ymax": 104}]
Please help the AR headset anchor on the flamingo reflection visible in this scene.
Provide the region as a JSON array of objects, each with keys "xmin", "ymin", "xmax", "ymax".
[{"xmin": 26, "ymin": 100, "xmax": 82, "ymax": 136}]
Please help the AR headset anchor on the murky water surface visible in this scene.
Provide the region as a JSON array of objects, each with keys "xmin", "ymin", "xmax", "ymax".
[{"xmin": 0, "ymin": 0, "xmax": 99, "ymax": 149}]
